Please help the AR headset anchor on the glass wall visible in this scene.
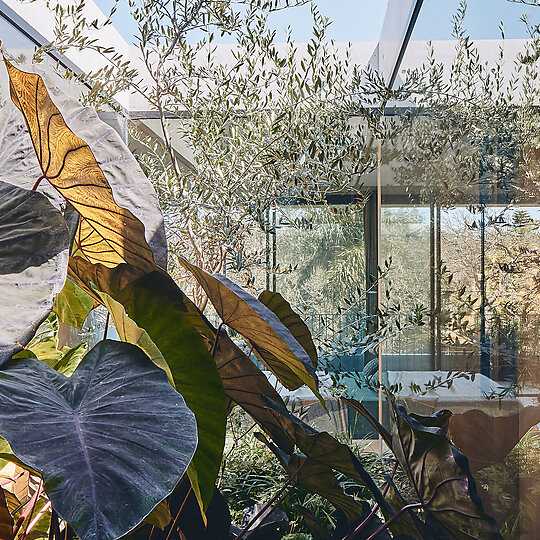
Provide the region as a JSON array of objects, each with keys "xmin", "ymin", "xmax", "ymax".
[{"xmin": 273, "ymin": 5, "xmax": 540, "ymax": 534}]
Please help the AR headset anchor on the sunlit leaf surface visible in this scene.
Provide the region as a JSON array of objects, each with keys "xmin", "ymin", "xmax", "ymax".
[
  {"xmin": 179, "ymin": 257, "xmax": 319, "ymax": 394},
  {"xmin": 4, "ymin": 58, "xmax": 156, "ymax": 272}
]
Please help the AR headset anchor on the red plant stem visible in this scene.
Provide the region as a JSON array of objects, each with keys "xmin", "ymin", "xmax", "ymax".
[
  {"xmin": 32, "ymin": 175, "xmax": 47, "ymax": 191},
  {"xmin": 210, "ymin": 323, "xmax": 224, "ymax": 357},
  {"xmin": 364, "ymin": 503, "xmax": 423, "ymax": 540},
  {"xmin": 343, "ymin": 503, "xmax": 380, "ymax": 540},
  {"xmin": 13, "ymin": 479, "xmax": 43, "ymax": 538},
  {"xmin": 344, "ymin": 462, "xmax": 398, "ymax": 540},
  {"xmin": 25, "ymin": 500, "xmax": 51, "ymax": 536},
  {"xmin": 235, "ymin": 459, "xmax": 307, "ymax": 540},
  {"xmin": 164, "ymin": 486, "xmax": 192, "ymax": 540}
]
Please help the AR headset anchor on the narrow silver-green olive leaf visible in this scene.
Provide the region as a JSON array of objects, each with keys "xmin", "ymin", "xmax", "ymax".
[
  {"xmin": 0, "ymin": 180, "xmax": 69, "ymax": 365},
  {"xmin": 0, "ymin": 339, "xmax": 198, "ymax": 540}
]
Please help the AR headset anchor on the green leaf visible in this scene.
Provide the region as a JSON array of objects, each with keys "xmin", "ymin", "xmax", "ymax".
[
  {"xmin": 388, "ymin": 395, "xmax": 503, "ymax": 540},
  {"xmin": 95, "ymin": 290, "xmax": 174, "ymax": 386},
  {"xmin": 0, "ymin": 180, "xmax": 69, "ymax": 366},
  {"xmin": 53, "ymin": 342, "xmax": 87, "ymax": 376},
  {"xmin": 179, "ymin": 257, "xmax": 319, "ymax": 395},
  {"xmin": 258, "ymin": 290, "xmax": 318, "ymax": 369},
  {"xmin": 53, "ymin": 278, "xmax": 94, "ymax": 329},
  {"xmin": 0, "ymin": 339, "xmax": 198, "ymax": 540},
  {"xmin": 143, "ymin": 500, "xmax": 171, "ymax": 530},
  {"xmin": 69, "ymin": 258, "xmax": 227, "ymax": 514}
]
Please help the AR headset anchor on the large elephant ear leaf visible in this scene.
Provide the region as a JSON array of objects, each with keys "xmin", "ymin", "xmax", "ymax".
[
  {"xmin": 68, "ymin": 258, "xmax": 227, "ymax": 515},
  {"xmin": 0, "ymin": 339, "xmax": 197, "ymax": 540},
  {"xmin": 258, "ymin": 290, "xmax": 318, "ymax": 369},
  {"xmin": 387, "ymin": 395, "xmax": 503, "ymax": 540},
  {"xmin": 3, "ymin": 57, "xmax": 157, "ymax": 273},
  {"xmin": 32, "ymin": 66, "xmax": 168, "ymax": 269},
  {"xmin": 179, "ymin": 257, "xmax": 319, "ymax": 396},
  {"xmin": 213, "ymin": 328, "xmax": 294, "ymax": 454},
  {"xmin": 0, "ymin": 180, "xmax": 69, "ymax": 366}
]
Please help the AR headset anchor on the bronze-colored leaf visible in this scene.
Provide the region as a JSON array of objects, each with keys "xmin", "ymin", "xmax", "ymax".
[
  {"xmin": 3, "ymin": 58, "xmax": 156, "ymax": 272},
  {"xmin": 178, "ymin": 256, "xmax": 319, "ymax": 395},
  {"xmin": 388, "ymin": 395, "xmax": 502, "ymax": 540},
  {"xmin": 258, "ymin": 290, "xmax": 318, "ymax": 369},
  {"xmin": 262, "ymin": 398, "xmax": 393, "ymax": 516},
  {"xmin": 254, "ymin": 433, "xmax": 368, "ymax": 525},
  {"xmin": 0, "ymin": 487, "xmax": 13, "ymax": 540},
  {"xmin": 448, "ymin": 405, "xmax": 540, "ymax": 472},
  {"xmin": 213, "ymin": 329, "xmax": 294, "ymax": 455}
]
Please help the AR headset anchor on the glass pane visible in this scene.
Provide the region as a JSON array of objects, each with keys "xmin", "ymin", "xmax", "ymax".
[{"xmin": 276, "ymin": 203, "xmax": 365, "ymax": 354}]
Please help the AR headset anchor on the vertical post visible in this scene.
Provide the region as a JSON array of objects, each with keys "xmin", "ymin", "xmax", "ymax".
[
  {"xmin": 363, "ymin": 194, "xmax": 379, "ymax": 367},
  {"xmin": 429, "ymin": 204, "xmax": 435, "ymax": 368},
  {"xmin": 265, "ymin": 208, "xmax": 270, "ymax": 290},
  {"xmin": 376, "ymin": 140, "xmax": 383, "ymax": 440},
  {"xmin": 272, "ymin": 208, "xmax": 277, "ymax": 292},
  {"xmin": 436, "ymin": 205, "xmax": 442, "ymax": 370},
  {"xmin": 480, "ymin": 205, "xmax": 489, "ymax": 376}
]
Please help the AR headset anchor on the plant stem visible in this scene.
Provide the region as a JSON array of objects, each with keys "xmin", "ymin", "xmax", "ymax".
[
  {"xmin": 364, "ymin": 503, "xmax": 422, "ymax": 540},
  {"xmin": 343, "ymin": 503, "xmax": 379, "ymax": 540},
  {"xmin": 235, "ymin": 459, "xmax": 307, "ymax": 540},
  {"xmin": 210, "ymin": 323, "xmax": 224, "ymax": 357},
  {"xmin": 103, "ymin": 312, "xmax": 110, "ymax": 340},
  {"xmin": 14, "ymin": 479, "xmax": 43, "ymax": 538},
  {"xmin": 32, "ymin": 175, "xmax": 47, "ymax": 191},
  {"xmin": 165, "ymin": 486, "xmax": 192, "ymax": 540}
]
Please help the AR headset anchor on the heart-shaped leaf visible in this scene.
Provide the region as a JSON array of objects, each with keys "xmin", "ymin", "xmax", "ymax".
[
  {"xmin": 3, "ymin": 57, "xmax": 158, "ymax": 272},
  {"xmin": 0, "ymin": 339, "xmax": 197, "ymax": 540},
  {"xmin": 388, "ymin": 396, "xmax": 502, "ymax": 540},
  {"xmin": 0, "ymin": 180, "xmax": 69, "ymax": 366},
  {"xmin": 32, "ymin": 66, "xmax": 168, "ymax": 269},
  {"xmin": 179, "ymin": 257, "xmax": 319, "ymax": 395},
  {"xmin": 212, "ymin": 328, "xmax": 294, "ymax": 454},
  {"xmin": 68, "ymin": 258, "xmax": 227, "ymax": 514}
]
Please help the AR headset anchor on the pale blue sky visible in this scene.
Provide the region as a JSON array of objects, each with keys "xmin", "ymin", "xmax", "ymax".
[{"xmin": 95, "ymin": 0, "xmax": 540, "ymax": 44}]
